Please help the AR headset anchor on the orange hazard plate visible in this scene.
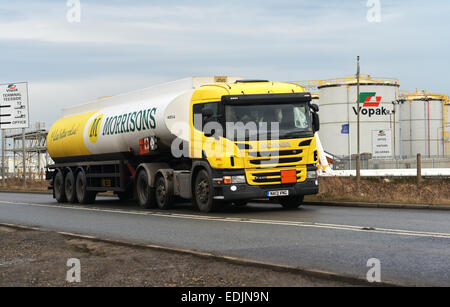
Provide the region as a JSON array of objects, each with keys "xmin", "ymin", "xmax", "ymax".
[{"xmin": 281, "ymin": 170, "xmax": 297, "ymax": 184}]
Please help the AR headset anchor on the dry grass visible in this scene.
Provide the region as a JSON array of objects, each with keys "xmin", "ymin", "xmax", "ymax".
[
  {"xmin": 0, "ymin": 178, "xmax": 49, "ymax": 192},
  {"xmin": 306, "ymin": 177, "xmax": 450, "ymax": 206},
  {"xmin": 1, "ymin": 177, "xmax": 449, "ymax": 206}
]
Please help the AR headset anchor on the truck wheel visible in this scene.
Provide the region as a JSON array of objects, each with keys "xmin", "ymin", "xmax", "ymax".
[
  {"xmin": 278, "ymin": 195, "xmax": 304, "ymax": 209},
  {"xmin": 76, "ymin": 171, "xmax": 96, "ymax": 204},
  {"xmin": 65, "ymin": 170, "xmax": 78, "ymax": 203},
  {"xmin": 54, "ymin": 170, "xmax": 67, "ymax": 203},
  {"xmin": 155, "ymin": 175, "xmax": 174, "ymax": 210},
  {"xmin": 193, "ymin": 170, "xmax": 215, "ymax": 213},
  {"xmin": 136, "ymin": 170, "xmax": 155, "ymax": 209}
]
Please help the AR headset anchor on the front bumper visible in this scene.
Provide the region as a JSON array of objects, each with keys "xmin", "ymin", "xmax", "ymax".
[{"xmin": 214, "ymin": 179, "xmax": 319, "ymax": 201}]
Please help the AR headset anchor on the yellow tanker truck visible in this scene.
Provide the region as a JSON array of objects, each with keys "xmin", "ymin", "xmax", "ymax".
[{"xmin": 46, "ymin": 76, "xmax": 320, "ymax": 212}]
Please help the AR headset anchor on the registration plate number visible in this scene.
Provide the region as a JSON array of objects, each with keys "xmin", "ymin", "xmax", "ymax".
[{"xmin": 266, "ymin": 190, "xmax": 289, "ymax": 197}]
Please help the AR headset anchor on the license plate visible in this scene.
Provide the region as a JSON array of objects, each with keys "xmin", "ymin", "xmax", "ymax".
[{"xmin": 267, "ymin": 190, "xmax": 289, "ymax": 197}]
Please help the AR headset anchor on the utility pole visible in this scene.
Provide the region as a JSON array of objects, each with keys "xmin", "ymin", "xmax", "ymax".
[
  {"xmin": 22, "ymin": 128, "xmax": 26, "ymax": 188},
  {"xmin": 356, "ymin": 56, "xmax": 361, "ymax": 156},
  {"xmin": 1, "ymin": 129, "xmax": 5, "ymax": 186},
  {"xmin": 356, "ymin": 56, "xmax": 361, "ymax": 188}
]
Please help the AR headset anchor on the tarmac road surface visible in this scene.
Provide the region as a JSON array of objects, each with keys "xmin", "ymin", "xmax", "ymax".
[{"xmin": 0, "ymin": 192, "xmax": 449, "ymax": 286}]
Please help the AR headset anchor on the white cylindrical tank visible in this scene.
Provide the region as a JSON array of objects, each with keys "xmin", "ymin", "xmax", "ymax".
[
  {"xmin": 47, "ymin": 77, "xmax": 242, "ymax": 162},
  {"xmin": 317, "ymin": 75, "xmax": 400, "ymax": 158},
  {"xmin": 399, "ymin": 91, "xmax": 448, "ymax": 157}
]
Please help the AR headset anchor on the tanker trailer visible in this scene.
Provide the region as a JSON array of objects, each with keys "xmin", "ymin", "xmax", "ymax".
[{"xmin": 46, "ymin": 76, "xmax": 320, "ymax": 212}]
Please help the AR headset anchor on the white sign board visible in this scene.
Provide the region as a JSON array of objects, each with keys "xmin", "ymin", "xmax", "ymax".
[
  {"xmin": 0, "ymin": 82, "xmax": 29, "ymax": 129},
  {"xmin": 372, "ymin": 129, "xmax": 392, "ymax": 158}
]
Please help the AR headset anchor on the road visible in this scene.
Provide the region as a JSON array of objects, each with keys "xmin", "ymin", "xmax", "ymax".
[{"xmin": 0, "ymin": 192, "xmax": 449, "ymax": 286}]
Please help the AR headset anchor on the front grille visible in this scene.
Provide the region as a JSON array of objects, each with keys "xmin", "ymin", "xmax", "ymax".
[
  {"xmin": 247, "ymin": 168, "xmax": 306, "ymax": 185},
  {"xmin": 250, "ymin": 157, "xmax": 303, "ymax": 165},
  {"xmin": 248, "ymin": 149, "xmax": 303, "ymax": 157}
]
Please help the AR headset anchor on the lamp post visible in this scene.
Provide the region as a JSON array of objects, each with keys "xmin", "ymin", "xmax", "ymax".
[{"xmin": 356, "ymin": 56, "xmax": 361, "ymax": 187}]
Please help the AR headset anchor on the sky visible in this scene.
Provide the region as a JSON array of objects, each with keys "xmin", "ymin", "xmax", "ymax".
[{"xmin": 0, "ymin": 0, "xmax": 449, "ymax": 128}]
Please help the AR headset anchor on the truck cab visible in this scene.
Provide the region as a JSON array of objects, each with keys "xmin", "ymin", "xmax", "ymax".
[{"xmin": 186, "ymin": 80, "xmax": 320, "ymax": 212}]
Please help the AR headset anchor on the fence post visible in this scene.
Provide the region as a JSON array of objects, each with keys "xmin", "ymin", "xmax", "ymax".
[
  {"xmin": 417, "ymin": 153, "xmax": 422, "ymax": 185},
  {"xmin": 356, "ymin": 155, "xmax": 361, "ymax": 190}
]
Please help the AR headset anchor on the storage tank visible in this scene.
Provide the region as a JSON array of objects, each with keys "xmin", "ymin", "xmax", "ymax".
[
  {"xmin": 316, "ymin": 75, "xmax": 400, "ymax": 158},
  {"xmin": 47, "ymin": 76, "xmax": 242, "ymax": 163},
  {"xmin": 399, "ymin": 91, "xmax": 449, "ymax": 157}
]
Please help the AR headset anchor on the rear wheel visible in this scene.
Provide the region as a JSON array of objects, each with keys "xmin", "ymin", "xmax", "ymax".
[
  {"xmin": 278, "ymin": 195, "xmax": 304, "ymax": 209},
  {"xmin": 76, "ymin": 171, "xmax": 96, "ymax": 204},
  {"xmin": 193, "ymin": 170, "xmax": 215, "ymax": 213},
  {"xmin": 65, "ymin": 170, "xmax": 78, "ymax": 203},
  {"xmin": 155, "ymin": 175, "xmax": 174, "ymax": 210},
  {"xmin": 136, "ymin": 170, "xmax": 155, "ymax": 209},
  {"xmin": 54, "ymin": 170, "xmax": 66, "ymax": 203}
]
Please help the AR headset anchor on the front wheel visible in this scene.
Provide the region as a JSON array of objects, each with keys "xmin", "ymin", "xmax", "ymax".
[
  {"xmin": 193, "ymin": 170, "xmax": 215, "ymax": 213},
  {"xmin": 278, "ymin": 195, "xmax": 304, "ymax": 209}
]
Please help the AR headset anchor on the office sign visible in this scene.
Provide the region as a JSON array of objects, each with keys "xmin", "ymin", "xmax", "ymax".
[
  {"xmin": 372, "ymin": 129, "xmax": 392, "ymax": 158},
  {"xmin": 0, "ymin": 82, "xmax": 29, "ymax": 129}
]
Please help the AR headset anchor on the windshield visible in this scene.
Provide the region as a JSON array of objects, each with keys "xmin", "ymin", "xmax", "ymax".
[{"xmin": 225, "ymin": 103, "xmax": 313, "ymax": 141}]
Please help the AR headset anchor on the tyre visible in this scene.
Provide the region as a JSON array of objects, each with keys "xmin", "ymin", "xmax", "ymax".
[
  {"xmin": 233, "ymin": 200, "xmax": 248, "ymax": 207},
  {"xmin": 64, "ymin": 170, "xmax": 78, "ymax": 203},
  {"xmin": 54, "ymin": 170, "xmax": 66, "ymax": 203},
  {"xmin": 155, "ymin": 175, "xmax": 174, "ymax": 210},
  {"xmin": 278, "ymin": 195, "xmax": 304, "ymax": 209},
  {"xmin": 193, "ymin": 170, "xmax": 215, "ymax": 213},
  {"xmin": 136, "ymin": 170, "xmax": 155, "ymax": 209},
  {"xmin": 76, "ymin": 171, "xmax": 96, "ymax": 204}
]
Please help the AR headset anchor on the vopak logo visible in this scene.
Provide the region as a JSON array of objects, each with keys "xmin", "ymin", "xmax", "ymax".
[
  {"xmin": 360, "ymin": 92, "xmax": 381, "ymax": 107},
  {"xmin": 352, "ymin": 92, "xmax": 392, "ymax": 117},
  {"xmin": 88, "ymin": 114, "xmax": 103, "ymax": 143},
  {"xmin": 6, "ymin": 84, "xmax": 18, "ymax": 92}
]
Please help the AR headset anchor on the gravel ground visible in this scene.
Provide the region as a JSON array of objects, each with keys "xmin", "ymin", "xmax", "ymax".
[{"xmin": 0, "ymin": 226, "xmax": 358, "ymax": 287}]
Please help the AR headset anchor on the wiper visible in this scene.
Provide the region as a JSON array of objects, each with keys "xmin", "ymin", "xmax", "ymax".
[{"xmin": 282, "ymin": 131, "xmax": 305, "ymax": 137}]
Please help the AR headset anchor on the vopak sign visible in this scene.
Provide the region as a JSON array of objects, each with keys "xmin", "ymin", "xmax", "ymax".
[{"xmin": 352, "ymin": 92, "xmax": 393, "ymax": 117}]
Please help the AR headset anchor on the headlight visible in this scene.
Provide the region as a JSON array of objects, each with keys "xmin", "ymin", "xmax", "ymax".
[
  {"xmin": 231, "ymin": 175, "xmax": 246, "ymax": 184},
  {"xmin": 307, "ymin": 171, "xmax": 317, "ymax": 179}
]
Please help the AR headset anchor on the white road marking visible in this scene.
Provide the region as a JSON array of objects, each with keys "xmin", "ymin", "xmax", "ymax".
[{"xmin": 0, "ymin": 200, "xmax": 449, "ymax": 239}]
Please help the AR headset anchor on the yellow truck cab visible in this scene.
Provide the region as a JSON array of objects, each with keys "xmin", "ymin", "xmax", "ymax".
[{"xmin": 188, "ymin": 80, "xmax": 320, "ymax": 211}]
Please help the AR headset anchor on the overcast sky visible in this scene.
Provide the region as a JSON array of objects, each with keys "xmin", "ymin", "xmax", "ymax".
[{"xmin": 1, "ymin": 0, "xmax": 449, "ymax": 127}]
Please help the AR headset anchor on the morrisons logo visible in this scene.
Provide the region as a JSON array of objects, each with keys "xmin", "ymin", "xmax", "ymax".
[
  {"xmin": 352, "ymin": 92, "xmax": 392, "ymax": 117},
  {"xmin": 102, "ymin": 107, "xmax": 157, "ymax": 136}
]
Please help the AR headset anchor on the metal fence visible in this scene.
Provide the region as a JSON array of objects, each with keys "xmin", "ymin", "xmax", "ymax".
[{"xmin": 330, "ymin": 155, "xmax": 450, "ymax": 170}]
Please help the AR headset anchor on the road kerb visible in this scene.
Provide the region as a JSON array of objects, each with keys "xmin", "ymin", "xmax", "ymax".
[{"xmin": 0, "ymin": 222, "xmax": 402, "ymax": 287}]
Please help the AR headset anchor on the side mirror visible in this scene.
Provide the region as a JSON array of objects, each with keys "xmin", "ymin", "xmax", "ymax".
[
  {"xmin": 310, "ymin": 103, "xmax": 319, "ymax": 113},
  {"xmin": 312, "ymin": 113, "xmax": 320, "ymax": 132}
]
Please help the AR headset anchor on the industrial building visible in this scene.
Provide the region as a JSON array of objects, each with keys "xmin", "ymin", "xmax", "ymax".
[{"xmin": 291, "ymin": 75, "xmax": 450, "ymax": 162}]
